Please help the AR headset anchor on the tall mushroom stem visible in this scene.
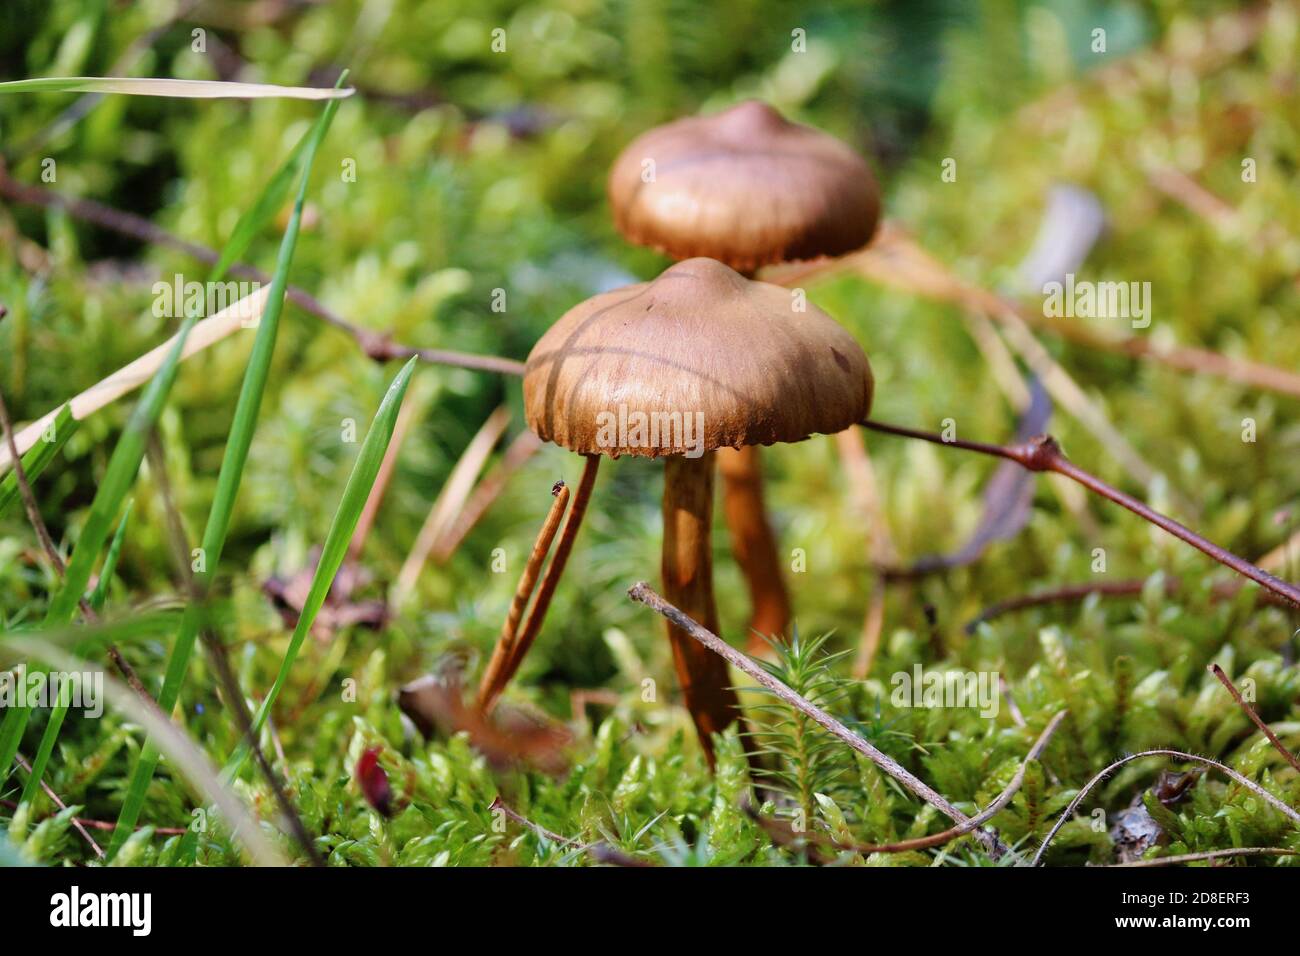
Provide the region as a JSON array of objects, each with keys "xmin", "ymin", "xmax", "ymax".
[
  {"xmin": 663, "ymin": 452, "xmax": 744, "ymax": 767},
  {"xmin": 717, "ymin": 444, "xmax": 791, "ymax": 648}
]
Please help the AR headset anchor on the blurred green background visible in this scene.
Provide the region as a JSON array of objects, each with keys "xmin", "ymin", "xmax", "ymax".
[{"xmin": 2, "ymin": 0, "xmax": 1299, "ymax": 865}]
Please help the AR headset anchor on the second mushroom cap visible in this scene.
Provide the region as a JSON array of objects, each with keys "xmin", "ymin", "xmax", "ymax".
[{"xmin": 607, "ymin": 100, "xmax": 880, "ymax": 272}]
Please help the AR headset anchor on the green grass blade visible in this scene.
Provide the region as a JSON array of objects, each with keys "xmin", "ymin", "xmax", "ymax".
[
  {"xmin": 0, "ymin": 707, "xmax": 25, "ymax": 790},
  {"xmin": 0, "ymin": 609, "xmax": 182, "ymax": 782},
  {"xmin": 0, "ymin": 405, "xmax": 77, "ymax": 519},
  {"xmin": 109, "ymin": 81, "xmax": 346, "ymax": 857},
  {"xmin": 18, "ymin": 502, "xmax": 133, "ymax": 808},
  {"xmin": 0, "ymin": 77, "xmax": 352, "ymax": 100},
  {"xmin": 5, "ymin": 315, "xmax": 194, "ymax": 802},
  {"xmin": 88, "ymin": 500, "xmax": 132, "ymax": 613},
  {"xmin": 0, "ymin": 610, "xmax": 181, "ymax": 668},
  {"xmin": 6, "ymin": 636, "xmax": 288, "ymax": 866},
  {"xmin": 209, "ymin": 135, "xmax": 310, "ymax": 283},
  {"xmin": 226, "ymin": 356, "xmax": 418, "ymax": 779},
  {"xmin": 42, "ymin": 318, "xmax": 197, "ymax": 627}
]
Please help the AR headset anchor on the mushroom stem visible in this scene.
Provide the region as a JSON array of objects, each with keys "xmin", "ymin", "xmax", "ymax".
[
  {"xmin": 717, "ymin": 444, "xmax": 791, "ymax": 648},
  {"xmin": 662, "ymin": 452, "xmax": 743, "ymax": 766}
]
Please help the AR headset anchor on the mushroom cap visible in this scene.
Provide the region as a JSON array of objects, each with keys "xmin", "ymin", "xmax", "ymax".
[
  {"xmin": 524, "ymin": 258, "xmax": 874, "ymax": 459},
  {"xmin": 608, "ymin": 100, "xmax": 880, "ymax": 273}
]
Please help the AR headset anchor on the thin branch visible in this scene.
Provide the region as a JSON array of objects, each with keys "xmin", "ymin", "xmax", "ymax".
[
  {"xmin": 0, "ymin": 797, "xmax": 187, "ymax": 837},
  {"xmin": 626, "ymin": 581, "xmax": 1010, "ymax": 858},
  {"xmin": 841, "ymin": 710, "xmax": 1066, "ymax": 855},
  {"xmin": 965, "ymin": 575, "xmax": 1290, "ymax": 633},
  {"xmin": 1032, "ymin": 749, "xmax": 1300, "ymax": 866},
  {"xmin": 0, "ymin": 168, "xmax": 525, "ymax": 377},
  {"xmin": 0, "ymin": 378, "xmax": 69, "ymax": 581},
  {"xmin": 145, "ymin": 432, "xmax": 325, "ymax": 867},
  {"xmin": 1209, "ymin": 664, "xmax": 1300, "ymax": 776},
  {"xmin": 751, "ymin": 710, "xmax": 1067, "ymax": 859},
  {"xmin": 968, "ymin": 580, "xmax": 1149, "ymax": 632},
  {"xmin": 11, "ymin": 753, "xmax": 104, "ymax": 859},
  {"xmin": 779, "ymin": 222, "xmax": 1300, "ymax": 403},
  {"xmin": 860, "ymin": 419, "xmax": 1300, "ymax": 608},
  {"xmin": 1108, "ymin": 847, "xmax": 1299, "ymax": 868}
]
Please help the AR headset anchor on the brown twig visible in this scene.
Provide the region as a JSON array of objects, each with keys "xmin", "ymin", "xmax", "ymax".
[
  {"xmin": 477, "ymin": 480, "xmax": 571, "ymax": 712},
  {"xmin": 146, "ymin": 432, "xmax": 325, "ymax": 866},
  {"xmin": 1032, "ymin": 749, "xmax": 1300, "ymax": 866},
  {"xmin": 781, "ymin": 223, "xmax": 1300, "ymax": 403},
  {"xmin": 0, "ymin": 169, "xmax": 525, "ymax": 377},
  {"xmin": 860, "ymin": 419, "xmax": 1300, "ymax": 608},
  {"xmin": 966, "ymin": 575, "xmax": 1290, "ymax": 633},
  {"xmin": 1108, "ymin": 846, "xmax": 1299, "ymax": 868},
  {"xmin": 968, "ymin": 580, "xmax": 1149, "ymax": 632},
  {"xmin": 626, "ymin": 581, "xmax": 1010, "ymax": 858},
  {"xmin": 10, "ymin": 754, "xmax": 104, "ymax": 859},
  {"xmin": 746, "ymin": 710, "xmax": 1066, "ymax": 859},
  {"xmin": 1209, "ymin": 664, "xmax": 1300, "ymax": 776},
  {"xmin": 0, "ymin": 797, "xmax": 186, "ymax": 838},
  {"xmin": 842, "ymin": 710, "xmax": 1066, "ymax": 855},
  {"xmin": 0, "ymin": 379, "xmax": 70, "ymax": 584},
  {"xmin": 0, "ymin": 368, "xmax": 152, "ymax": 694}
]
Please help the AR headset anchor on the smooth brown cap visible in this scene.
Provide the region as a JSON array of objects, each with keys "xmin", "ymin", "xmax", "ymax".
[
  {"xmin": 608, "ymin": 100, "xmax": 880, "ymax": 273},
  {"xmin": 524, "ymin": 258, "xmax": 873, "ymax": 459}
]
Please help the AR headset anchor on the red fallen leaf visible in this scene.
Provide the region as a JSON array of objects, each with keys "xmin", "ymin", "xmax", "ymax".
[
  {"xmin": 397, "ymin": 675, "xmax": 570, "ymax": 775},
  {"xmin": 356, "ymin": 747, "xmax": 392, "ymax": 817}
]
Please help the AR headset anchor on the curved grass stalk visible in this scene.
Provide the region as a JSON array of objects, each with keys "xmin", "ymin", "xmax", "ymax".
[
  {"xmin": 18, "ymin": 503, "xmax": 134, "ymax": 808},
  {"xmin": 224, "ymin": 357, "xmax": 418, "ymax": 780},
  {"xmin": 0, "ymin": 77, "xmax": 352, "ymax": 100},
  {"xmin": 6, "ymin": 636, "xmax": 287, "ymax": 866},
  {"xmin": 108, "ymin": 79, "xmax": 347, "ymax": 856}
]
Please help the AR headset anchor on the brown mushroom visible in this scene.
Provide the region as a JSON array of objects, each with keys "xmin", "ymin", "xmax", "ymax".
[
  {"xmin": 523, "ymin": 258, "xmax": 873, "ymax": 764},
  {"xmin": 608, "ymin": 99, "xmax": 880, "ymax": 273},
  {"xmin": 608, "ymin": 100, "xmax": 880, "ymax": 646}
]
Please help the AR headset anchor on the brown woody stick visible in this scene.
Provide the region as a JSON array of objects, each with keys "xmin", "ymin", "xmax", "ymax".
[
  {"xmin": 1033, "ymin": 749, "xmax": 1300, "ymax": 866},
  {"xmin": 860, "ymin": 419, "xmax": 1300, "ymax": 608},
  {"xmin": 966, "ymin": 576, "xmax": 1291, "ymax": 632},
  {"xmin": 749, "ymin": 709, "xmax": 1065, "ymax": 858},
  {"xmin": 1208, "ymin": 664, "xmax": 1300, "ymax": 776},
  {"xmin": 627, "ymin": 581, "xmax": 1007, "ymax": 856},
  {"xmin": 11, "ymin": 753, "xmax": 104, "ymax": 859},
  {"xmin": 0, "ymin": 168, "xmax": 525, "ymax": 378},
  {"xmin": 1108, "ymin": 847, "xmax": 1299, "ymax": 868},
  {"xmin": 477, "ymin": 481, "xmax": 571, "ymax": 712}
]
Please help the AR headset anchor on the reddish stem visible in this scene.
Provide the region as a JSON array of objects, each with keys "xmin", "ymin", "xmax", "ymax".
[{"xmin": 860, "ymin": 420, "xmax": 1300, "ymax": 609}]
